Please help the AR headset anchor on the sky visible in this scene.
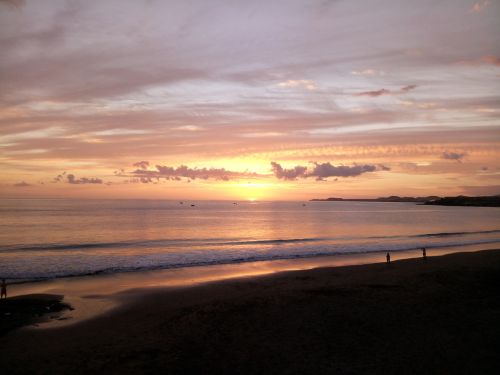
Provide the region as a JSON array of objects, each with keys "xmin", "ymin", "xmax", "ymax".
[{"xmin": 1, "ymin": 0, "xmax": 499, "ymax": 200}]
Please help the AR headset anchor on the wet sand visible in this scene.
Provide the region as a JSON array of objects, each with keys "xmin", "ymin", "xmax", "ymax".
[
  {"xmin": 0, "ymin": 294, "xmax": 71, "ymax": 335},
  {"xmin": 6, "ymin": 243, "xmax": 493, "ymax": 326},
  {"xmin": 2, "ymin": 249, "xmax": 500, "ymax": 374}
]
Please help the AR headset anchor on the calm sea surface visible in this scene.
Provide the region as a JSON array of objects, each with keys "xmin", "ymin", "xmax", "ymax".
[{"xmin": 1, "ymin": 199, "xmax": 499, "ymax": 281}]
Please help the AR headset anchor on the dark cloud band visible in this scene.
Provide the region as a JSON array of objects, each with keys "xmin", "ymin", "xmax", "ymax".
[
  {"xmin": 271, "ymin": 161, "xmax": 387, "ymax": 181},
  {"xmin": 130, "ymin": 163, "xmax": 257, "ymax": 182}
]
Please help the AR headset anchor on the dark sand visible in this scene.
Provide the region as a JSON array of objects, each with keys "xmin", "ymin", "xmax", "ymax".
[{"xmin": 2, "ymin": 250, "xmax": 500, "ymax": 374}]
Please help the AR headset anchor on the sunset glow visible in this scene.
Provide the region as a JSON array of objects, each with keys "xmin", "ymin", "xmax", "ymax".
[{"xmin": 1, "ymin": 0, "xmax": 499, "ymax": 200}]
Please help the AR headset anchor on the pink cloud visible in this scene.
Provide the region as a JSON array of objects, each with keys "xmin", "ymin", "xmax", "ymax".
[
  {"xmin": 470, "ymin": 0, "xmax": 490, "ymax": 13},
  {"xmin": 133, "ymin": 161, "xmax": 150, "ymax": 170}
]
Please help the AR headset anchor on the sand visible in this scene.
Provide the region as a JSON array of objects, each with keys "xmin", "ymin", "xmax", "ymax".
[
  {"xmin": 1, "ymin": 249, "xmax": 500, "ymax": 374},
  {"xmin": 0, "ymin": 294, "xmax": 71, "ymax": 335}
]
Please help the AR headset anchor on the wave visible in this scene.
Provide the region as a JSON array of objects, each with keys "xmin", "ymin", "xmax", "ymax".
[
  {"xmin": 7, "ymin": 237, "xmax": 500, "ymax": 284},
  {"xmin": 414, "ymin": 230, "xmax": 500, "ymax": 237},
  {"xmin": 2, "ymin": 229, "xmax": 500, "ymax": 253}
]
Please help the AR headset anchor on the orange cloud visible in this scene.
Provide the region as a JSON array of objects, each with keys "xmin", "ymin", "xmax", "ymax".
[{"xmin": 481, "ymin": 55, "xmax": 500, "ymax": 66}]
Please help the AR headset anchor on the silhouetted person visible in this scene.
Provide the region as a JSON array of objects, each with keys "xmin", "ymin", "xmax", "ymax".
[
  {"xmin": 1, "ymin": 279, "xmax": 6, "ymax": 299},
  {"xmin": 386, "ymin": 252, "xmax": 391, "ymax": 264},
  {"xmin": 422, "ymin": 247, "xmax": 427, "ymax": 260}
]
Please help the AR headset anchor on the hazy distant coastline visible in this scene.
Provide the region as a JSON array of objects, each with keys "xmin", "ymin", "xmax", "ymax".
[
  {"xmin": 424, "ymin": 195, "xmax": 500, "ymax": 207},
  {"xmin": 310, "ymin": 195, "xmax": 500, "ymax": 207}
]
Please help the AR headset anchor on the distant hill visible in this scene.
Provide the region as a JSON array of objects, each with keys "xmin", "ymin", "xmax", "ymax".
[
  {"xmin": 424, "ymin": 195, "xmax": 500, "ymax": 207},
  {"xmin": 310, "ymin": 195, "xmax": 500, "ymax": 207},
  {"xmin": 310, "ymin": 196, "xmax": 439, "ymax": 203}
]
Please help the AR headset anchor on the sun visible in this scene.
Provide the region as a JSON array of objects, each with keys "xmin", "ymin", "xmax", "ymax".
[{"xmin": 221, "ymin": 181, "xmax": 276, "ymax": 201}]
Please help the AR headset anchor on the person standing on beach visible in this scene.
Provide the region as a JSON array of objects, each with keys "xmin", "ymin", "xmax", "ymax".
[
  {"xmin": 1, "ymin": 279, "xmax": 6, "ymax": 299},
  {"xmin": 386, "ymin": 252, "xmax": 391, "ymax": 264},
  {"xmin": 422, "ymin": 247, "xmax": 427, "ymax": 260}
]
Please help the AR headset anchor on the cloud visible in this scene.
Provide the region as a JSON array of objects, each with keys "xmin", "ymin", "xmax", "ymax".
[
  {"xmin": 398, "ymin": 100, "xmax": 438, "ymax": 109},
  {"xmin": 355, "ymin": 89, "xmax": 391, "ymax": 97},
  {"xmin": 133, "ymin": 161, "xmax": 149, "ymax": 170},
  {"xmin": 351, "ymin": 69, "xmax": 384, "ymax": 76},
  {"xmin": 481, "ymin": 55, "xmax": 500, "ymax": 66},
  {"xmin": 456, "ymin": 55, "xmax": 500, "ymax": 67},
  {"xmin": 441, "ymin": 151, "xmax": 467, "ymax": 162},
  {"xmin": 277, "ymin": 80, "xmax": 317, "ymax": 90},
  {"xmin": 470, "ymin": 0, "xmax": 490, "ymax": 13},
  {"xmin": 241, "ymin": 132, "xmax": 284, "ymax": 138},
  {"xmin": 131, "ymin": 164, "xmax": 257, "ymax": 182},
  {"xmin": 401, "ymin": 84, "xmax": 417, "ymax": 92},
  {"xmin": 53, "ymin": 171, "xmax": 66, "ymax": 183},
  {"xmin": 67, "ymin": 174, "xmax": 103, "ymax": 184},
  {"xmin": 172, "ymin": 125, "xmax": 204, "ymax": 131},
  {"xmin": 0, "ymin": 1, "xmax": 498, "ymax": 199},
  {"xmin": 13, "ymin": 181, "xmax": 31, "ymax": 187},
  {"xmin": 271, "ymin": 161, "xmax": 383, "ymax": 180},
  {"xmin": 355, "ymin": 85, "xmax": 417, "ymax": 97},
  {"xmin": 308, "ymin": 162, "xmax": 377, "ymax": 180},
  {"xmin": 0, "ymin": 0, "xmax": 25, "ymax": 9},
  {"xmin": 270, "ymin": 161, "xmax": 307, "ymax": 180}
]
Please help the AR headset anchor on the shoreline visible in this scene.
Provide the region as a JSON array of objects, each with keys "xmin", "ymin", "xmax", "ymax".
[
  {"xmin": 2, "ymin": 248, "xmax": 499, "ymax": 374},
  {"xmin": 7, "ymin": 237, "xmax": 500, "ymax": 286},
  {"xmin": 6, "ymin": 242, "xmax": 497, "ymax": 327}
]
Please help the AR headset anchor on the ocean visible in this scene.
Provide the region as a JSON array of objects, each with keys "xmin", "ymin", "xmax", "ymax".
[{"xmin": 1, "ymin": 199, "xmax": 499, "ymax": 282}]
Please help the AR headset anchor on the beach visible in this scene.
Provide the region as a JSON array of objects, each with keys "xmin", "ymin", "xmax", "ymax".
[
  {"xmin": 2, "ymin": 249, "xmax": 500, "ymax": 374},
  {"xmin": 3, "ymin": 1, "xmax": 500, "ymax": 373}
]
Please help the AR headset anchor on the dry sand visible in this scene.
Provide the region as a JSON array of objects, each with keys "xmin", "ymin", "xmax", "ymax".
[{"xmin": 1, "ymin": 249, "xmax": 500, "ymax": 374}]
